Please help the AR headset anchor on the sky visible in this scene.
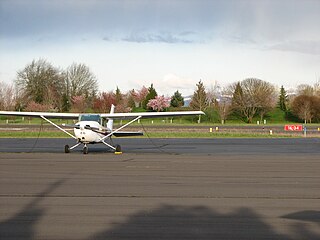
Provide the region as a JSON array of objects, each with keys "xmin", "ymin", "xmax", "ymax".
[{"xmin": 0, "ymin": 0, "xmax": 320, "ymax": 96}]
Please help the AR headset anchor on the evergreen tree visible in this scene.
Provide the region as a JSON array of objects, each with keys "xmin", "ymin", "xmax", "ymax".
[
  {"xmin": 115, "ymin": 86, "xmax": 123, "ymax": 104},
  {"xmin": 231, "ymin": 82, "xmax": 243, "ymax": 108},
  {"xmin": 170, "ymin": 90, "xmax": 184, "ymax": 107},
  {"xmin": 127, "ymin": 89, "xmax": 136, "ymax": 108},
  {"xmin": 61, "ymin": 93, "xmax": 71, "ymax": 112},
  {"xmin": 142, "ymin": 84, "xmax": 158, "ymax": 109},
  {"xmin": 231, "ymin": 82, "xmax": 245, "ymax": 120},
  {"xmin": 278, "ymin": 85, "xmax": 288, "ymax": 112}
]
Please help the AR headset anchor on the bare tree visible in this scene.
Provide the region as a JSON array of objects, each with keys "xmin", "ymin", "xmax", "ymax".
[
  {"xmin": 215, "ymin": 88, "xmax": 232, "ymax": 124},
  {"xmin": 65, "ymin": 63, "xmax": 98, "ymax": 100},
  {"xmin": 256, "ymin": 81, "xmax": 277, "ymax": 122},
  {"xmin": 228, "ymin": 78, "xmax": 276, "ymax": 123},
  {"xmin": 215, "ymin": 97, "xmax": 232, "ymax": 124},
  {"xmin": 0, "ymin": 81, "xmax": 16, "ymax": 110},
  {"xmin": 16, "ymin": 59, "xmax": 64, "ymax": 110},
  {"xmin": 296, "ymin": 84, "xmax": 314, "ymax": 96},
  {"xmin": 314, "ymin": 79, "xmax": 320, "ymax": 97},
  {"xmin": 291, "ymin": 95, "xmax": 319, "ymax": 123},
  {"xmin": 206, "ymin": 82, "xmax": 220, "ymax": 108},
  {"xmin": 190, "ymin": 80, "xmax": 208, "ymax": 123}
]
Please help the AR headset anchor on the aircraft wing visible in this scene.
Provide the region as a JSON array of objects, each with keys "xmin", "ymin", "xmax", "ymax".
[
  {"xmin": 0, "ymin": 111, "xmax": 80, "ymax": 119},
  {"xmin": 100, "ymin": 111, "xmax": 204, "ymax": 119},
  {"xmin": 0, "ymin": 110, "xmax": 204, "ymax": 120}
]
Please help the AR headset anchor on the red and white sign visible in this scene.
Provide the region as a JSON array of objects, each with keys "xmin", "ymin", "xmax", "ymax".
[{"xmin": 284, "ymin": 125, "xmax": 303, "ymax": 131}]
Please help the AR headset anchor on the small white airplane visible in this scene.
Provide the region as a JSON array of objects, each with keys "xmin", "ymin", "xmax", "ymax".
[{"xmin": 0, "ymin": 105, "xmax": 204, "ymax": 154}]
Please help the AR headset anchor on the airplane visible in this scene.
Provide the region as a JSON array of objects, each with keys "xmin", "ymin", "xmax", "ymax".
[{"xmin": 0, "ymin": 105, "xmax": 204, "ymax": 154}]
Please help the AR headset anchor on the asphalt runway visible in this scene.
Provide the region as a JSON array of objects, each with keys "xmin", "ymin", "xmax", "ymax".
[{"xmin": 0, "ymin": 138, "xmax": 320, "ymax": 239}]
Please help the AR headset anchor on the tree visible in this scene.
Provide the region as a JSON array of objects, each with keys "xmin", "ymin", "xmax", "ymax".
[
  {"xmin": 170, "ymin": 90, "xmax": 184, "ymax": 107},
  {"xmin": 147, "ymin": 95, "xmax": 170, "ymax": 112},
  {"xmin": 314, "ymin": 79, "xmax": 320, "ymax": 96},
  {"xmin": 296, "ymin": 84, "xmax": 314, "ymax": 96},
  {"xmin": 190, "ymin": 80, "xmax": 208, "ymax": 123},
  {"xmin": 61, "ymin": 93, "xmax": 71, "ymax": 112},
  {"xmin": 143, "ymin": 84, "xmax": 158, "ymax": 110},
  {"xmin": 24, "ymin": 101, "xmax": 53, "ymax": 112},
  {"xmin": 256, "ymin": 81, "xmax": 277, "ymax": 122},
  {"xmin": 70, "ymin": 95, "xmax": 87, "ymax": 113},
  {"xmin": 278, "ymin": 85, "xmax": 288, "ymax": 112},
  {"xmin": 206, "ymin": 82, "xmax": 220, "ymax": 108},
  {"xmin": 216, "ymin": 100, "xmax": 231, "ymax": 124},
  {"xmin": 127, "ymin": 89, "xmax": 137, "ymax": 108},
  {"xmin": 132, "ymin": 86, "xmax": 148, "ymax": 107},
  {"xmin": 291, "ymin": 95, "xmax": 320, "ymax": 123},
  {"xmin": 15, "ymin": 59, "xmax": 64, "ymax": 109},
  {"xmin": 65, "ymin": 63, "xmax": 98, "ymax": 101},
  {"xmin": 115, "ymin": 86, "xmax": 123, "ymax": 104},
  {"xmin": 0, "ymin": 81, "xmax": 16, "ymax": 110},
  {"xmin": 215, "ymin": 88, "xmax": 232, "ymax": 124},
  {"xmin": 114, "ymin": 88, "xmax": 132, "ymax": 113},
  {"xmin": 229, "ymin": 78, "xmax": 276, "ymax": 123},
  {"xmin": 93, "ymin": 91, "xmax": 116, "ymax": 113},
  {"xmin": 230, "ymin": 82, "xmax": 244, "ymax": 118}
]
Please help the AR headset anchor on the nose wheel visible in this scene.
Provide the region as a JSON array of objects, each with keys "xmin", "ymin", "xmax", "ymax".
[{"xmin": 83, "ymin": 145, "xmax": 89, "ymax": 154}]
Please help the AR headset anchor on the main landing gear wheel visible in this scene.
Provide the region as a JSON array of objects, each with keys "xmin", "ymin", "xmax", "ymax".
[
  {"xmin": 115, "ymin": 144, "xmax": 122, "ymax": 153},
  {"xmin": 64, "ymin": 145, "xmax": 70, "ymax": 153},
  {"xmin": 83, "ymin": 146, "xmax": 88, "ymax": 154}
]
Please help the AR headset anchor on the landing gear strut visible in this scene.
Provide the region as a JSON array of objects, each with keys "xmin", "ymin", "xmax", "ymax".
[{"xmin": 64, "ymin": 142, "xmax": 120, "ymax": 154}]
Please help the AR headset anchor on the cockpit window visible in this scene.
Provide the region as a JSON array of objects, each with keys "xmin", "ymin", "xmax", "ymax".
[{"xmin": 79, "ymin": 114, "xmax": 101, "ymax": 123}]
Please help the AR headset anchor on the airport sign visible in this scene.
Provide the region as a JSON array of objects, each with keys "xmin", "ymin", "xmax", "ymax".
[{"xmin": 284, "ymin": 125, "xmax": 303, "ymax": 131}]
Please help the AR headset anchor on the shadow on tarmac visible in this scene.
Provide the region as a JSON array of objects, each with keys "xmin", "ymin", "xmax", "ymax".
[
  {"xmin": 90, "ymin": 205, "xmax": 320, "ymax": 240},
  {"xmin": 0, "ymin": 180, "xmax": 65, "ymax": 240},
  {"xmin": 1, "ymin": 181, "xmax": 319, "ymax": 240}
]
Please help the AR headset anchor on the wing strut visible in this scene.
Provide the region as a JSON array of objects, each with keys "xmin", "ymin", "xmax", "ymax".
[
  {"xmin": 40, "ymin": 115, "xmax": 77, "ymax": 139},
  {"xmin": 99, "ymin": 116, "xmax": 142, "ymax": 143}
]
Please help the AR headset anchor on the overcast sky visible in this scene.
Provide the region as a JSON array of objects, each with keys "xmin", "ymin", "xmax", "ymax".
[{"xmin": 1, "ymin": 0, "xmax": 319, "ymax": 95}]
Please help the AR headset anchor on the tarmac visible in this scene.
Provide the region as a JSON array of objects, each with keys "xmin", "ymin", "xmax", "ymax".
[{"xmin": 0, "ymin": 138, "xmax": 320, "ymax": 239}]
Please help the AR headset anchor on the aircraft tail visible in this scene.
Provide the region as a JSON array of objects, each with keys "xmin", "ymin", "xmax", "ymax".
[{"xmin": 107, "ymin": 104, "xmax": 115, "ymax": 131}]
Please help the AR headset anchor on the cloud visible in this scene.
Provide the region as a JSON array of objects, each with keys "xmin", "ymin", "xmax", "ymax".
[
  {"xmin": 161, "ymin": 74, "xmax": 196, "ymax": 93},
  {"xmin": 128, "ymin": 74, "xmax": 197, "ymax": 96},
  {"xmin": 102, "ymin": 36, "xmax": 110, "ymax": 41},
  {"xmin": 268, "ymin": 40, "xmax": 320, "ymax": 55},
  {"xmin": 153, "ymin": 74, "xmax": 217, "ymax": 96},
  {"xmin": 122, "ymin": 31, "xmax": 197, "ymax": 44}
]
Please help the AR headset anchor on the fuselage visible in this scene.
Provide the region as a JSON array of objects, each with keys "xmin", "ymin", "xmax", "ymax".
[
  {"xmin": 74, "ymin": 121, "xmax": 105, "ymax": 143},
  {"xmin": 74, "ymin": 114, "xmax": 107, "ymax": 143}
]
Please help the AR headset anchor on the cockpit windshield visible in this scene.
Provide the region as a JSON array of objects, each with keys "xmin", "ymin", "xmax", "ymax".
[{"xmin": 79, "ymin": 114, "xmax": 101, "ymax": 123}]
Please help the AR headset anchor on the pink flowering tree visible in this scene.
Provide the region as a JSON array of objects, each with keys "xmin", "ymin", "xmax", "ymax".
[
  {"xmin": 147, "ymin": 95, "xmax": 170, "ymax": 112},
  {"xmin": 71, "ymin": 95, "xmax": 87, "ymax": 113},
  {"xmin": 93, "ymin": 91, "xmax": 116, "ymax": 112},
  {"xmin": 133, "ymin": 86, "xmax": 148, "ymax": 107},
  {"xmin": 25, "ymin": 101, "xmax": 53, "ymax": 112}
]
